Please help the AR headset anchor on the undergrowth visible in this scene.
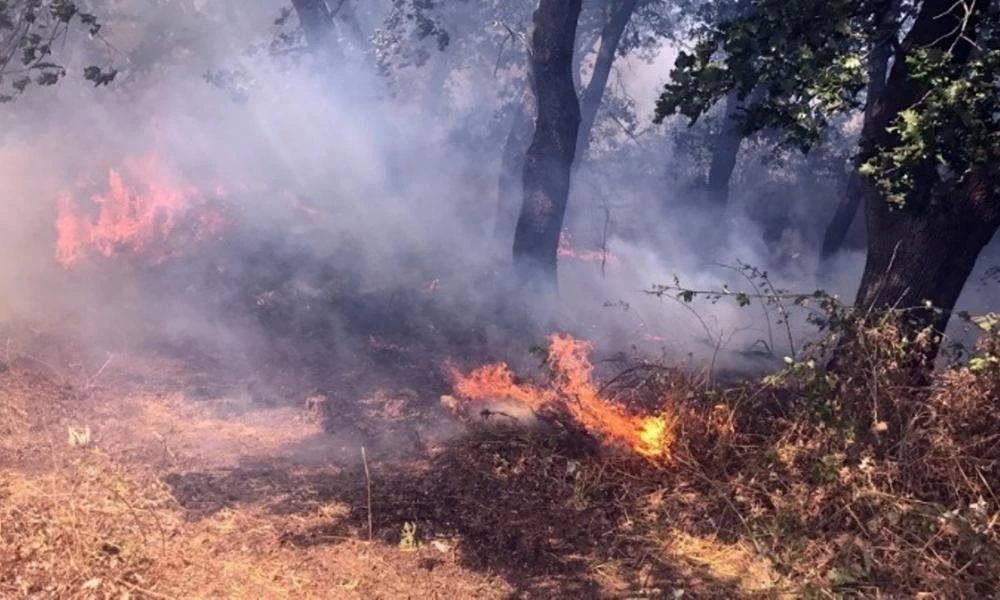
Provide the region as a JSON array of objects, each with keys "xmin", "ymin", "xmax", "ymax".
[{"xmin": 623, "ymin": 275, "xmax": 1000, "ymax": 597}]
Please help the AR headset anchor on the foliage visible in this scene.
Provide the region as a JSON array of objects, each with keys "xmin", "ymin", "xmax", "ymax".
[
  {"xmin": 654, "ymin": 0, "xmax": 878, "ymax": 150},
  {"xmin": 374, "ymin": 0, "xmax": 684, "ymax": 134},
  {"xmin": 654, "ymin": 0, "xmax": 1000, "ymax": 210},
  {"xmin": 374, "ymin": 0, "xmax": 459, "ymax": 72},
  {"xmin": 859, "ymin": 44, "xmax": 1000, "ymax": 208},
  {"xmin": 398, "ymin": 521, "xmax": 418, "ymax": 551},
  {"xmin": 0, "ymin": 0, "xmax": 117, "ymax": 102}
]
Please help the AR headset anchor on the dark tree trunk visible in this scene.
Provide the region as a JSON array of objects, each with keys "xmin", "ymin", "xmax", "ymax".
[
  {"xmin": 291, "ymin": 0, "xmax": 342, "ymax": 60},
  {"xmin": 337, "ymin": 0, "xmax": 375, "ymax": 67},
  {"xmin": 848, "ymin": 0, "xmax": 996, "ymax": 364},
  {"xmin": 498, "ymin": 0, "xmax": 634, "ymax": 247},
  {"xmin": 512, "ymin": 0, "xmax": 583, "ymax": 287},
  {"xmin": 704, "ymin": 89, "xmax": 745, "ymax": 208},
  {"xmin": 698, "ymin": 0, "xmax": 764, "ymax": 210},
  {"xmin": 337, "ymin": 1, "xmax": 366, "ymax": 44},
  {"xmin": 575, "ymin": 0, "xmax": 638, "ymax": 162},
  {"xmin": 856, "ymin": 174, "xmax": 999, "ymax": 340},
  {"xmin": 819, "ymin": 0, "xmax": 898, "ymax": 262},
  {"xmin": 494, "ymin": 88, "xmax": 535, "ymax": 246}
]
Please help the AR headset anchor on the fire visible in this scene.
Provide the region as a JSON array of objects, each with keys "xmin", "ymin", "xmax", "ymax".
[
  {"xmin": 450, "ymin": 334, "xmax": 675, "ymax": 462},
  {"xmin": 452, "ymin": 362, "xmax": 557, "ymax": 411},
  {"xmin": 558, "ymin": 231, "xmax": 616, "ymax": 265},
  {"xmin": 55, "ymin": 154, "xmax": 226, "ymax": 267}
]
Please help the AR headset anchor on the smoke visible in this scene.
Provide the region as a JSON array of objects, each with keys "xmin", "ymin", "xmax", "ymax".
[{"xmin": 0, "ymin": 0, "xmax": 994, "ymax": 391}]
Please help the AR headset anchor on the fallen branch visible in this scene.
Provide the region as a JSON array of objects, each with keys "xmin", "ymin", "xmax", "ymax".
[{"xmin": 362, "ymin": 446, "xmax": 373, "ymax": 542}]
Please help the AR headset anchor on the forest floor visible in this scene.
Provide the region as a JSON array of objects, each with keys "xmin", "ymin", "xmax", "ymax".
[{"xmin": 0, "ymin": 322, "xmax": 790, "ymax": 599}]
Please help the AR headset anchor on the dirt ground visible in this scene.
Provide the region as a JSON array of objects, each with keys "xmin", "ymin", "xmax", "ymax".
[{"xmin": 0, "ymin": 324, "xmax": 789, "ymax": 599}]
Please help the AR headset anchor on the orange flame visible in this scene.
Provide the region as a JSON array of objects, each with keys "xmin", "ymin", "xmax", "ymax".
[
  {"xmin": 55, "ymin": 154, "xmax": 226, "ymax": 267},
  {"xmin": 450, "ymin": 334, "xmax": 675, "ymax": 462},
  {"xmin": 558, "ymin": 231, "xmax": 616, "ymax": 265}
]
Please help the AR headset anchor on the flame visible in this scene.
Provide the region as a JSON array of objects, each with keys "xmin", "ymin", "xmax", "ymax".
[
  {"xmin": 55, "ymin": 154, "xmax": 226, "ymax": 267},
  {"xmin": 55, "ymin": 193, "xmax": 84, "ymax": 266},
  {"xmin": 452, "ymin": 362, "xmax": 557, "ymax": 411},
  {"xmin": 558, "ymin": 231, "xmax": 616, "ymax": 265},
  {"xmin": 450, "ymin": 334, "xmax": 675, "ymax": 462}
]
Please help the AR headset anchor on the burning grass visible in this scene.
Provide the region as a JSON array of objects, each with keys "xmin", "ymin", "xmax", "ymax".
[
  {"xmin": 0, "ymin": 316, "xmax": 998, "ymax": 598},
  {"xmin": 55, "ymin": 154, "xmax": 227, "ymax": 268},
  {"xmin": 449, "ymin": 334, "xmax": 677, "ymax": 462},
  {"xmin": 557, "ymin": 231, "xmax": 615, "ymax": 265},
  {"xmin": 446, "ymin": 323, "xmax": 1000, "ymax": 597}
]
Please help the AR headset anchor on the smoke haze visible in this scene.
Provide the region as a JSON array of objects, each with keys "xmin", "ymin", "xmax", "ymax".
[{"xmin": 0, "ymin": 0, "xmax": 995, "ymax": 387}]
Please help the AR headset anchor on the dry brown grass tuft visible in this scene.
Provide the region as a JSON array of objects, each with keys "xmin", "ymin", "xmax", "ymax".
[{"xmin": 663, "ymin": 317, "xmax": 1000, "ymax": 597}]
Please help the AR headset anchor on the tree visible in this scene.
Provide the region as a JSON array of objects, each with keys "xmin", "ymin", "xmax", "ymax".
[
  {"xmin": 657, "ymin": 0, "xmax": 761, "ymax": 213},
  {"xmin": 853, "ymin": 0, "xmax": 998, "ymax": 351},
  {"xmin": 494, "ymin": 86, "xmax": 535, "ymax": 244},
  {"xmin": 656, "ymin": 0, "xmax": 1000, "ymax": 363},
  {"xmin": 575, "ymin": 0, "xmax": 639, "ymax": 162},
  {"xmin": 290, "ymin": 0, "xmax": 343, "ymax": 60},
  {"xmin": 511, "ymin": 0, "xmax": 583, "ymax": 287},
  {"xmin": 819, "ymin": 0, "xmax": 901, "ymax": 261},
  {"xmin": 0, "ymin": 1, "xmax": 116, "ymax": 102},
  {"xmin": 497, "ymin": 0, "xmax": 673, "ymax": 245}
]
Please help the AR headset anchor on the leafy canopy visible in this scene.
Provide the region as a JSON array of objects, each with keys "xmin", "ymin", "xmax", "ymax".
[
  {"xmin": 655, "ymin": 0, "xmax": 1000, "ymax": 209},
  {"xmin": 0, "ymin": 0, "xmax": 117, "ymax": 102}
]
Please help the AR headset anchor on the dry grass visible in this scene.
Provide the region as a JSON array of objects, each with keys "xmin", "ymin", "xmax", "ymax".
[
  {"xmin": 0, "ymin": 363, "xmax": 514, "ymax": 599},
  {"xmin": 1, "ymin": 315, "xmax": 998, "ymax": 598}
]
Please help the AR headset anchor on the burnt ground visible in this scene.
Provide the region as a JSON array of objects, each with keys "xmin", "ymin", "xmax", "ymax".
[{"xmin": 0, "ymin": 317, "xmax": 792, "ymax": 600}]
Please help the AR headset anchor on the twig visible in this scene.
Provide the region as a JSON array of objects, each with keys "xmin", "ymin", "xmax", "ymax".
[
  {"xmin": 714, "ymin": 262, "xmax": 776, "ymax": 355},
  {"xmin": 361, "ymin": 446, "xmax": 373, "ymax": 542},
  {"xmin": 92, "ymin": 353, "xmax": 115, "ymax": 382},
  {"xmin": 600, "ymin": 202, "xmax": 611, "ymax": 277}
]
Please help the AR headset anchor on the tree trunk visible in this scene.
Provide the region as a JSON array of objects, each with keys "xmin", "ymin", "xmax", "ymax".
[
  {"xmin": 698, "ymin": 0, "xmax": 764, "ymax": 210},
  {"xmin": 291, "ymin": 0, "xmax": 342, "ymax": 61},
  {"xmin": 337, "ymin": 0, "xmax": 375, "ymax": 68},
  {"xmin": 494, "ymin": 87, "xmax": 535, "ymax": 247},
  {"xmin": 292, "ymin": 0, "xmax": 341, "ymax": 60},
  {"xmin": 512, "ymin": 0, "xmax": 583, "ymax": 287},
  {"xmin": 337, "ymin": 1, "xmax": 367, "ymax": 45},
  {"xmin": 848, "ymin": 0, "xmax": 995, "ymax": 364},
  {"xmin": 819, "ymin": 0, "xmax": 898, "ymax": 262},
  {"xmin": 575, "ymin": 0, "xmax": 638, "ymax": 163},
  {"xmin": 704, "ymin": 89, "xmax": 744, "ymax": 208},
  {"xmin": 856, "ymin": 174, "xmax": 999, "ymax": 341}
]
